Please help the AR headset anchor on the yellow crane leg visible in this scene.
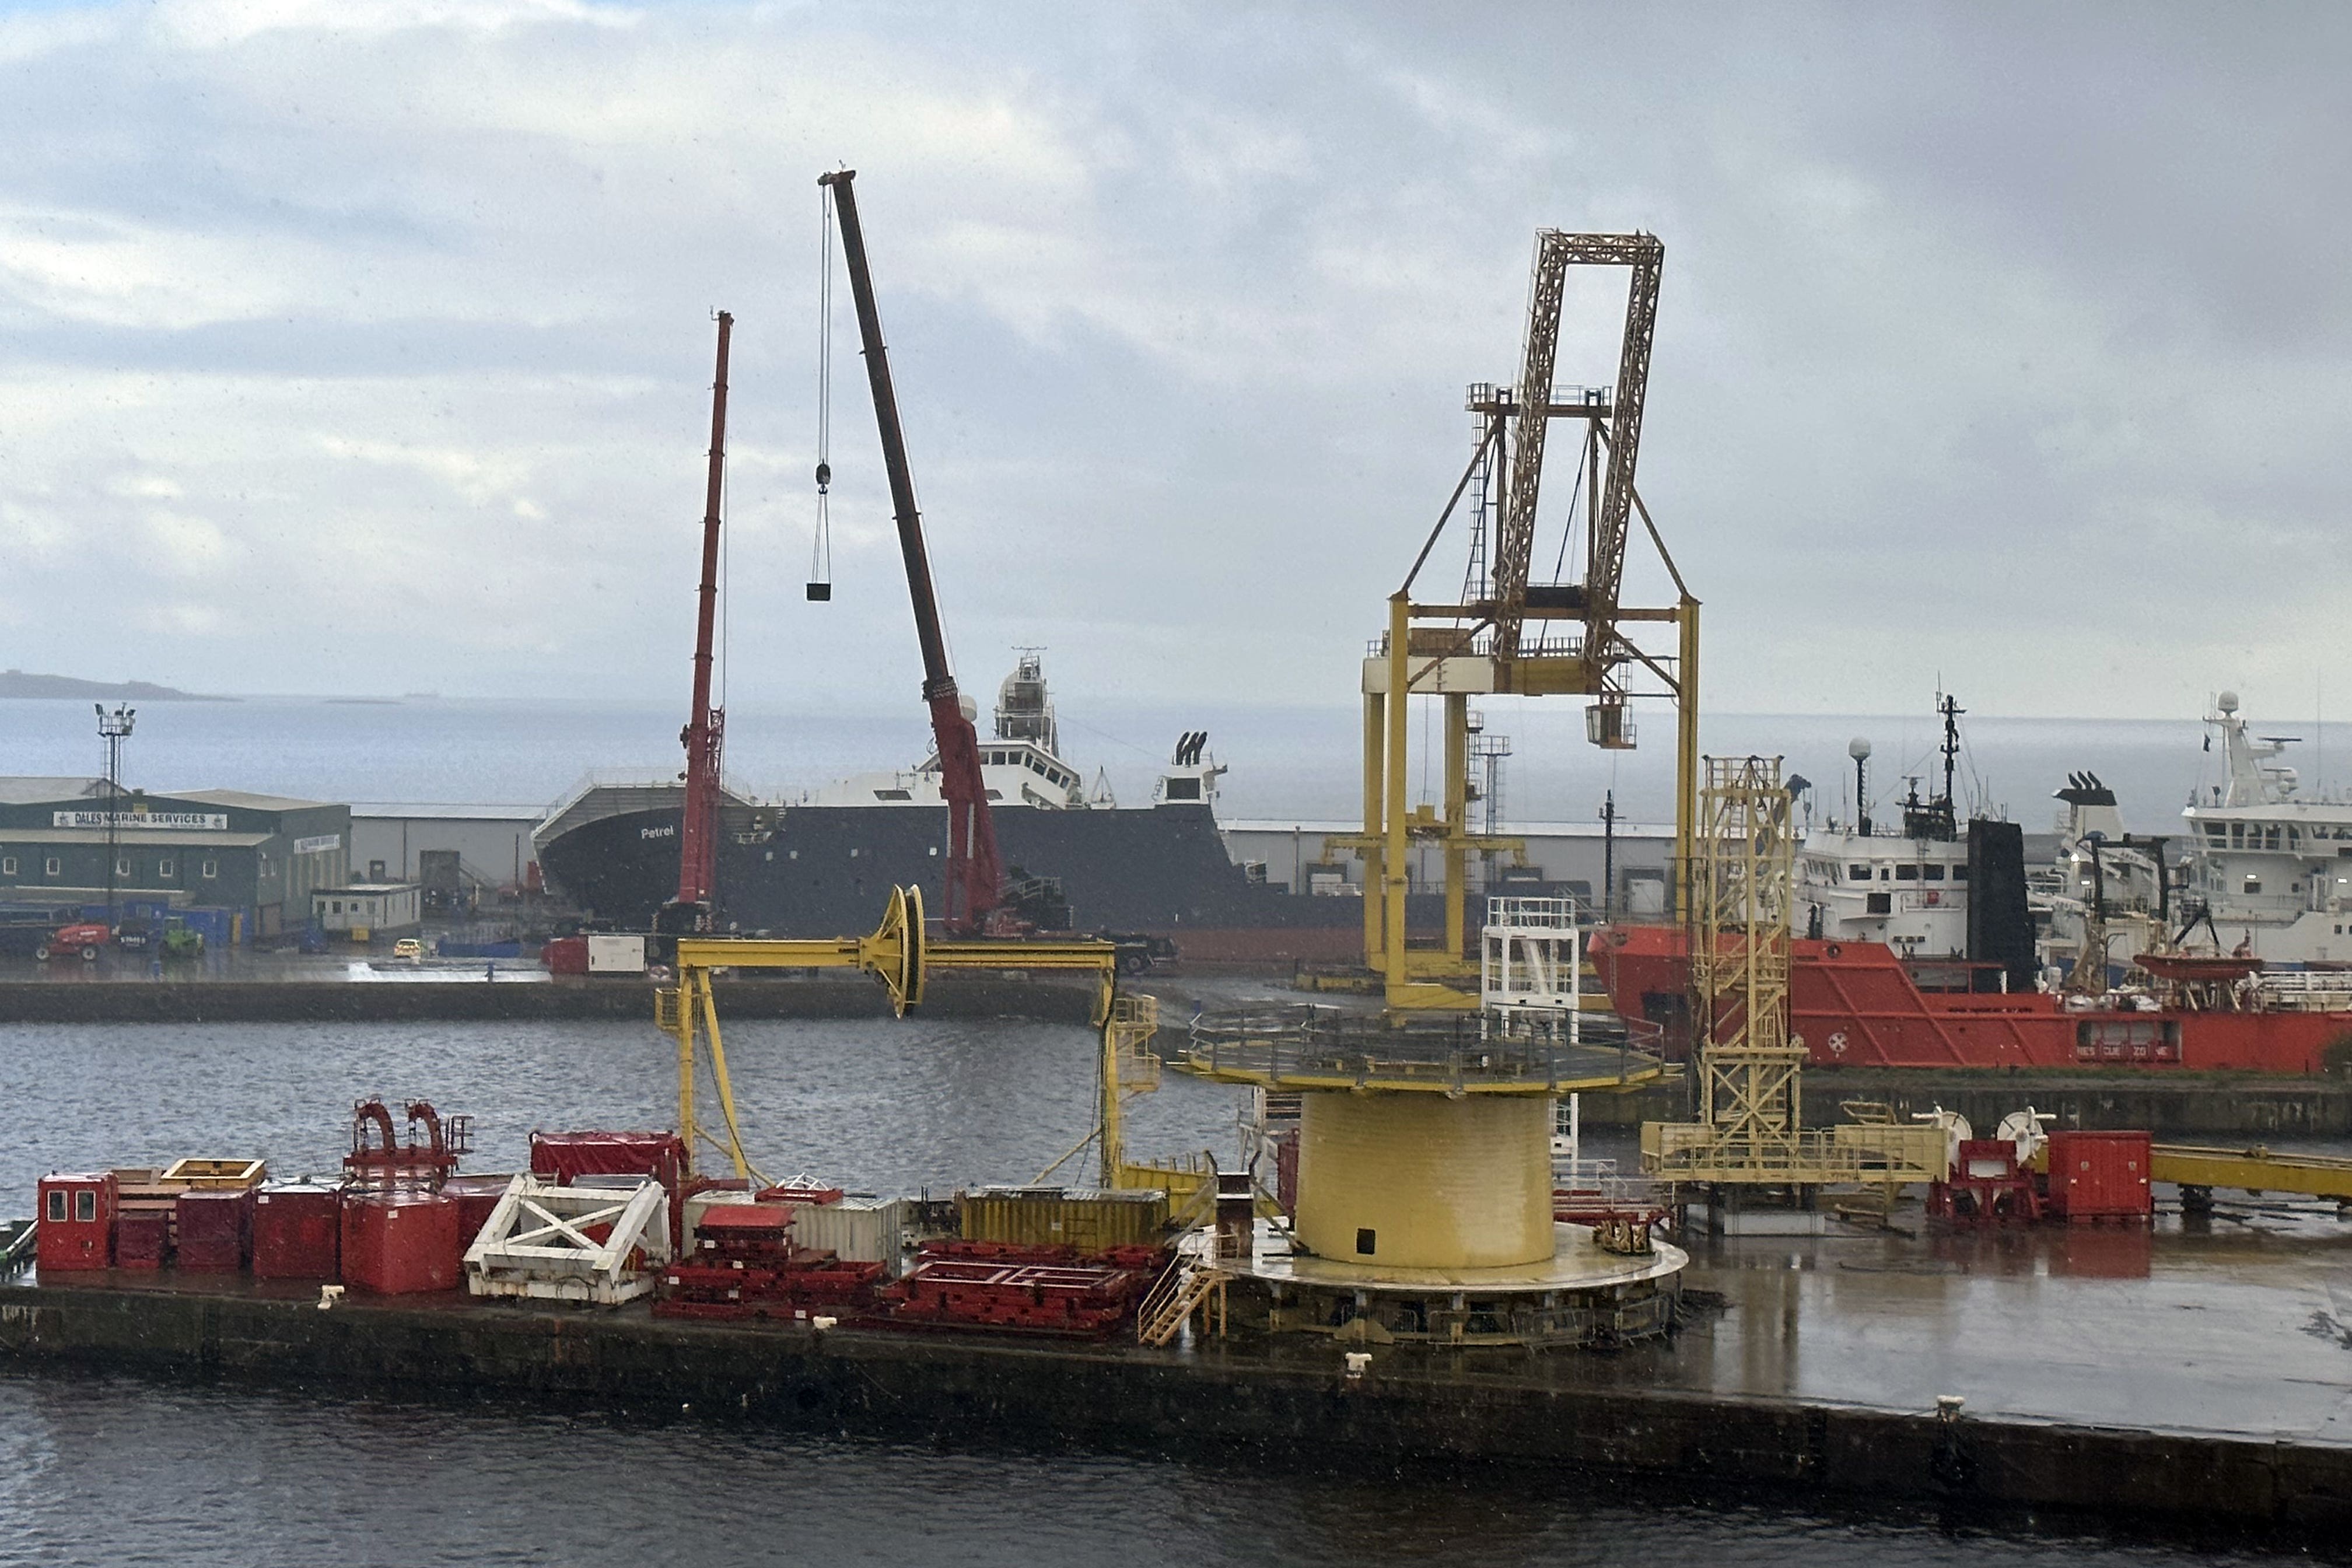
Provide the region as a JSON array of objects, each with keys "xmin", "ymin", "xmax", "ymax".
[
  {"xmin": 1383, "ymin": 593, "xmax": 1411, "ymax": 1007},
  {"xmin": 1674, "ymin": 596, "xmax": 1700, "ymax": 925},
  {"xmin": 1444, "ymin": 691, "xmax": 1468, "ymax": 961},
  {"xmin": 694, "ymin": 974, "xmax": 760, "ymax": 1182},
  {"xmin": 1362, "ymin": 690, "xmax": 1385, "ymax": 972}
]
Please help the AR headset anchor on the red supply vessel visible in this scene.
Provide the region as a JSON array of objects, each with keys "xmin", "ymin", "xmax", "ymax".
[
  {"xmin": 36, "ymin": 1171, "xmax": 117, "ymax": 1272},
  {"xmin": 1594, "ymin": 926, "xmax": 2352, "ymax": 1074},
  {"xmin": 341, "ymin": 1192, "xmax": 461, "ymax": 1294},
  {"xmin": 2044, "ymin": 1130, "xmax": 2154, "ymax": 1222},
  {"xmin": 251, "ymin": 1185, "xmax": 342, "ymax": 1280},
  {"xmin": 174, "ymin": 1190, "xmax": 252, "ymax": 1271},
  {"xmin": 115, "ymin": 1210, "xmax": 170, "ymax": 1270}
]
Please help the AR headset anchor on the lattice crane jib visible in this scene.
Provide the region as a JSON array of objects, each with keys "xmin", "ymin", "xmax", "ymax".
[{"xmin": 1490, "ymin": 231, "xmax": 1664, "ymax": 671}]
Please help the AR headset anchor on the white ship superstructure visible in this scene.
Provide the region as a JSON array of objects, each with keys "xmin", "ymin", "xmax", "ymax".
[
  {"xmin": 2035, "ymin": 773, "xmax": 2166, "ymax": 979},
  {"xmin": 797, "ymin": 654, "xmax": 1223, "ymax": 812},
  {"xmin": 1797, "ymin": 823, "xmax": 1971, "ymax": 956},
  {"xmin": 1794, "ymin": 701, "xmax": 1977, "ymax": 958},
  {"xmin": 2176, "ymin": 692, "xmax": 2352, "ymax": 963}
]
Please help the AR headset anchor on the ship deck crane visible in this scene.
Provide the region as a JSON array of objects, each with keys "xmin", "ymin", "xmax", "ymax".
[
  {"xmin": 1337, "ymin": 231, "xmax": 1699, "ymax": 1012},
  {"xmin": 820, "ymin": 169, "xmax": 1003, "ymax": 933},
  {"xmin": 665, "ymin": 312, "xmax": 733, "ymax": 932}
]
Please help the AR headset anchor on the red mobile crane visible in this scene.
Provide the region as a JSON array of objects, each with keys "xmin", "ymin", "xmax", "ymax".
[
  {"xmin": 819, "ymin": 170, "xmax": 1003, "ymax": 933},
  {"xmin": 666, "ymin": 312, "xmax": 733, "ymax": 931}
]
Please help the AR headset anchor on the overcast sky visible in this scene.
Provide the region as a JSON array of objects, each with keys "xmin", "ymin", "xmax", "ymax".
[{"xmin": 3, "ymin": 1, "xmax": 2348, "ymax": 723}]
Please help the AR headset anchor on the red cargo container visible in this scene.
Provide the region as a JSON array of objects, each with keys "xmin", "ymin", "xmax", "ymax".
[
  {"xmin": 443, "ymin": 1174, "xmax": 517, "ymax": 1265},
  {"xmin": 175, "ymin": 1189, "xmax": 253, "ymax": 1271},
  {"xmin": 532, "ymin": 1131, "xmax": 685, "ymax": 1237},
  {"xmin": 2044, "ymin": 1130, "xmax": 2153, "ymax": 1222},
  {"xmin": 542, "ymin": 935, "xmax": 589, "ymax": 975},
  {"xmin": 116, "ymin": 1210, "xmax": 170, "ymax": 1270},
  {"xmin": 37, "ymin": 1171, "xmax": 117, "ymax": 1272},
  {"xmin": 251, "ymin": 1184, "xmax": 342, "ymax": 1280},
  {"xmin": 341, "ymin": 1192, "xmax": 461, "ymax": 1294}
]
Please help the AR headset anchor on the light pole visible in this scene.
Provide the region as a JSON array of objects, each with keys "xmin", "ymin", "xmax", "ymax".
[{"xmin": 96, "ymin": 704, "xmax": 135, "ymax": 930}]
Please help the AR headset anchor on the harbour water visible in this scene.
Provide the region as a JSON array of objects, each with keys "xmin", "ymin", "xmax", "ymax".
[{"xmin": 0, "ymin": 1015, "xmax": 2343, "ymax": 1564}]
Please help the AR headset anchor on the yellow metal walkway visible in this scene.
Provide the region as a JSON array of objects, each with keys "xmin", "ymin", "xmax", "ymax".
[{"xmin": 2151, "ymin": 1144, "xmax": 2352, "ymax": 1202}]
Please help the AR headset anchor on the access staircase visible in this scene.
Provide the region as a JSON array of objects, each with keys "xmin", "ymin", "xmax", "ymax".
[{"xmin": 1137, "ymin": 1236, "xmax": 1230, "ymax": 1348}]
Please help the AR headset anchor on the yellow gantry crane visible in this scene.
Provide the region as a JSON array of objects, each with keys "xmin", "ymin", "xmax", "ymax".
[
  {"xmin": 656, "ymin": 888, "xmax": 1199, "ymax": 1202},
  {"xmin": 1336, "ymin": 231, "xmax": 1699, "ymax": 1012}
]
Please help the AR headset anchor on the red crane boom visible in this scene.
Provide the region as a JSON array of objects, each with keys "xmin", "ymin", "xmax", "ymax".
[
  {"xmin": 819, "ymin": 170, "xmax": 1002, "ymax": 932},
  {"xmin": 671, "ymin": 310, "xmax": 732, "ymax": 924}
]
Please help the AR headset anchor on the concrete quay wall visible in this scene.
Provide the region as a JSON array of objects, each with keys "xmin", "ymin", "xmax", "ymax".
[
  {"xmin": 0, "ymin": 976, "xmax": 1098, "ymax": 1025},
  {"xmin": 1, "ymin": 1283, "xmax": 2346, "ymax": 1534}
]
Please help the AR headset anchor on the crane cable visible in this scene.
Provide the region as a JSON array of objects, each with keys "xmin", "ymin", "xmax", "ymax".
[{"xmin": 810, "ymin": 180, "xmax": 835, "ymax": 597}]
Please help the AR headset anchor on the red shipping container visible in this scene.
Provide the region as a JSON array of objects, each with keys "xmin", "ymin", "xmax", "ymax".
[
  {"xmin": 341, "ymin": 1192, "xmax": 461, "ymax": 1294},
  {"xmin": 2045, "ymin": 1130, "xmax": 2152, "ymax": 1221},
  {"xmin": 252, "ymin": 1185, "xmax": 342, "ymax": 1280},
  {"xmin": 116, "ymin": 1210, "xmax": 170, "ymax": 1270},
  {"xmin": 532, "ymin": 1130, "xmax": 685, "ymax": 1237},
  {"xmin": 37, "ymin": 1171, "xmax": 117, "ymax": 1272},
  {"xmin": 176, "ymin": 1189, "xmax": 253, "ymax": 1271},
  {"xmin": 542, "ymin": 935, "xmax": 589, "ymax": 975},
  {"xmin": 443, "ymin": 1174, "xmax": 517, "ymax": 1265}
]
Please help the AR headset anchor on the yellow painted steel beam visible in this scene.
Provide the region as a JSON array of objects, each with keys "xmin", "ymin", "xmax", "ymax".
[
  {"xmin": 2151, "ymin": 1144, "xmax": 2352, "ymax": 1200},
  {"xmin": 1180, "ymin": 1059, "xmax": 1657, "ymax": 1094}
]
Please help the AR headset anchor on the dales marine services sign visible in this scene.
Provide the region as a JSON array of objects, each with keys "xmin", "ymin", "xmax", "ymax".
[{"xmin": 52, "ymin": 810, "xmax": 230, "ymax": 831}]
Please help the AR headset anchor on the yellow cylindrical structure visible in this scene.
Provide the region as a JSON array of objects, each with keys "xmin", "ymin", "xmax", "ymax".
[{"xmin": 1294, "ymin": 1092, "xmax": 1555, "ymax": 1269}]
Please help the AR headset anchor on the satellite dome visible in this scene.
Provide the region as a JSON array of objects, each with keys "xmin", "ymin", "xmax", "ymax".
[
  {"xmin": 2218, "ymin": 690, "xmax": 2240, "ymax": 714},
  {"xmin": 1847, "ymin": 737, "xmax": 1873, "ymax": 761}
]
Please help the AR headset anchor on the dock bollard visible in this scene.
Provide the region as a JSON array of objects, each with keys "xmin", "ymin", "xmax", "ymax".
[
  {"xmin": 317, "ymin": 1285, "xmax": 345, "ymax": 1311},
  {"xmin": 1343, "ymin": 1352, "xmax": 1371, "ymax": 1382}
]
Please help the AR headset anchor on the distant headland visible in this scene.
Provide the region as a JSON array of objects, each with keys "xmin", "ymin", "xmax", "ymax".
[{"xmin": 0, "ymin": 669, "xmax": 230, "ymax": 701}]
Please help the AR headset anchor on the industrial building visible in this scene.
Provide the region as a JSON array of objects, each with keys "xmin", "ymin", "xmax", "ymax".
[
  {"xmin": 310, "ymin": 883, "xmax": 422, "ymax": 938},
  {"xmin": 348, "ymin": 803, "xmax": 546, "ymax": 909},
  {"xmin": 0, "ymin": 776, "xmax": 350, "ymax": 941}
]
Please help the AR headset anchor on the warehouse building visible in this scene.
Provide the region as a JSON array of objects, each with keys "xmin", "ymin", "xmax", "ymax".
[
  {"xmin": 348, "ymin": 802, "xmax": 547, "ymax": 910},
  {"xmin": 0, "ymin": 777, "xmax": 351, "ymax": 941}
]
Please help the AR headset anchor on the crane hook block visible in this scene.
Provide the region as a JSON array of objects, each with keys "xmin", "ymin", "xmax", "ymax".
[{"xmin": 815, "ymin": 461, "xmax": 831, "ymax": 490}]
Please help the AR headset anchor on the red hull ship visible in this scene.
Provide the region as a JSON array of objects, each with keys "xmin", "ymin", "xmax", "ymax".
[{"xmin": 1592, "ymin": 925, "xmax": 2352, "ymax": 1075}]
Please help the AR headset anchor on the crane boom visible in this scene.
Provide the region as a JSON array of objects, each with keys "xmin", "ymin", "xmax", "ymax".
[
  {"xmin": 819, "ymin": 169, "xmax": 1003, "ymax": 932},
  {"xmin": 1489, "ymin": 231, "xmax": 1664, "ymax": 676},
  {"xmin": 670, "ymin": 310, "xmax": 732, "ymax": 923}
]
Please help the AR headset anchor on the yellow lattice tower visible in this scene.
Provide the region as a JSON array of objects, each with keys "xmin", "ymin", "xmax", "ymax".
[{"xmin": 1689, "ymin": 755, "xmax": 1805, "ymax": 1175}]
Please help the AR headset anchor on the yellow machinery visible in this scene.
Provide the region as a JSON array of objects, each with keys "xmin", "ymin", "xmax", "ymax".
[
  {"xmin": 1180, "ymin": 1005, "xmax": 1666, "ymax": 1270},
  {"xmin": 657, "ymin": 886, "xmax": 1135, "ymax": 1182},
  {"xmin": 1641, "ymin": 758, "xmax": 1944, "ymax": 1188},
  {"xmin": 2148, "ymin": 1144, "xmax": 2352, "ymax": 1205},
  {"xmin": 1334, "ymin": 232, "xmax": 1699, "ymax": 1012}
]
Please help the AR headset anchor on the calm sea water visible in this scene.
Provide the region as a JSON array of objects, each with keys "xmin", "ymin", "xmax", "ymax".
[
  {"xmin": 0, "ymin": 1017, "xmax": 2306, "ymax": 1566},
  {"xmin": 4, "ymin": 694, "xmax": 2340, "ymax": 830}
]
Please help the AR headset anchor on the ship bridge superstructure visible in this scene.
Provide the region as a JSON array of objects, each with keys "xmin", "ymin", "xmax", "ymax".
[{"xmin": 2178, "ymin": 692, "xmax": 2352, "ymax": 961}]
